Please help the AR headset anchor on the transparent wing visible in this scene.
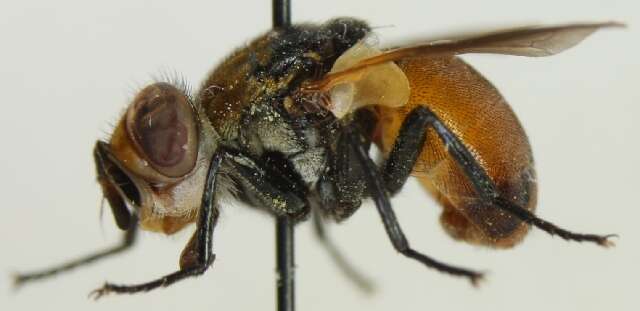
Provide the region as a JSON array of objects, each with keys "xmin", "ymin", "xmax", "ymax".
[
  {"xmin": 374, "ymin": 22, "xmax": 624, "ymax": 61},
  {"xmin": 305, "ymin": 22, "xmax": 623, "ymax": 91}
]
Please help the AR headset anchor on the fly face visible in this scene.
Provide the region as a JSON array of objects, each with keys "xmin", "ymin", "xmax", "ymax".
[{"xmin": 95, "ymin": 82, "xmax": 219, "ymax": 234}]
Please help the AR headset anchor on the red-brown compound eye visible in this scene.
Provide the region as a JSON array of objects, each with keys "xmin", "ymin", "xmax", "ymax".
[{"xmin": 125, "ymin": 82, "xmax": 198, "ymax": 178}]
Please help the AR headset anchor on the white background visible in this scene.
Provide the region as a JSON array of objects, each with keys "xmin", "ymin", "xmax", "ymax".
[{"xmin": 0, "ymin": 0, "xmax": 638, "ymax": 310}]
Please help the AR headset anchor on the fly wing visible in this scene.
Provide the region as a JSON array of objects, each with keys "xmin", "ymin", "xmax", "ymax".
[
  {"xmin": 370, "ymin": 22, "xmax": 624, "ymax": 63},
  {"xmin": 306, "ymin": 22, "xmax": 623, "ymax": 92}
]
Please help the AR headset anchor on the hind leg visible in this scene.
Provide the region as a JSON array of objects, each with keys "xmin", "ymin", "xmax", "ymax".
[{"xmin": 379, "ymin": 105, "xmax": 614, "ymax": 246}]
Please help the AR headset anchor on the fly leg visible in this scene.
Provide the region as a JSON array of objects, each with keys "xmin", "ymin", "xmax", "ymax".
[
  {"xmin": 311, "ymin": 207, "xmax": 375, "ymax": 293},
  {"xmin": 13, "ymin": 143, "xmax": 143, "ymax": 288},
  {"xmin": 229, "ymin": 149, "xmax": 309, "ymax": 219},
  {"xmin": 90, "ymin": 151, "xmax": 224, "ymax": 298},
  {"xmin": 381, "ymin": 106, "xmax": 614, "ymax": 246},
  {"xmin": 345, "ymin": 126, "xmax": 484, "ymax": 285},
  {"xmin": 90, "ymin": 146, "xmax": 311, "ymax": 298},
  {"xmin": 13, "ymin": 220, "xmax": 137, "ymax": 288}
]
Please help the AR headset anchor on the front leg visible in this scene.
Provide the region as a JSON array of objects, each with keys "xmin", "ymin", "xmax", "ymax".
[
  {"xmin": 13, "ymin": 220, "xmax": 137, "ymax": 288},
  {"xmin": 90, "ymin": 146, "xmax": 311, "ymax": 298},
  {"xmin": 90, "ymin": 151, "xmax": 224, "ymax": 298},
  {"xmin": 228, "ymin": 149, "xmax": 309, "ymax": 219}
]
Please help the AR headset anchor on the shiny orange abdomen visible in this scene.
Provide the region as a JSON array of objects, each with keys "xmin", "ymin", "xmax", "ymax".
[{"xmin": 374, "ymin": 56, "xmax": 537, "ymax": 248}]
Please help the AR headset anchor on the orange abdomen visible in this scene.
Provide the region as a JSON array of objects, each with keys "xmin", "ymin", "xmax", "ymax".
[{"xmin": 375, "ymin": 56, "xmax": 537, "ymax": 248}]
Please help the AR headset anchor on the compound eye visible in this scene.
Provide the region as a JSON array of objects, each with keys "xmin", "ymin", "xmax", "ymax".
[{"xmin": 126, "ymin": 82, "xmax": 198, "ymax": 178}]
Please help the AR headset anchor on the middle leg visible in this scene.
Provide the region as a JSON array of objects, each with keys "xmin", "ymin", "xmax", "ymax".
[
  {"xmin": 344, "ymin": 126, "xmax": 484, "ymax": 285},
  {"xmin": 311, "ymin": 206, "xmax": 375, "ymax": 293}
]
